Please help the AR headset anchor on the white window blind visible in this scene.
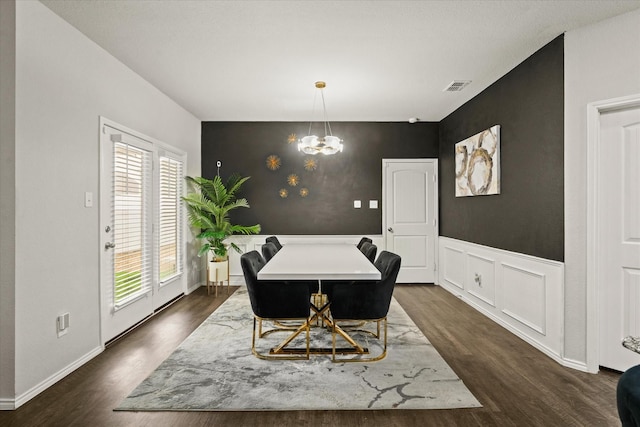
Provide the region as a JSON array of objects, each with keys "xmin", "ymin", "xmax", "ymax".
[
  {"xmin": 158, "ymin": 156, "xmax": 183, "ymax": 283},
  {"xmin": 113, "ymin": 142, "xmax": 152, "ymax": 307}
]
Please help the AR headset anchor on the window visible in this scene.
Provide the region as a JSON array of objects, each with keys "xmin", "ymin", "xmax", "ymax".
[{"xmin": 158, "ymin": 155, "xmax": 183, "ymax": 283}]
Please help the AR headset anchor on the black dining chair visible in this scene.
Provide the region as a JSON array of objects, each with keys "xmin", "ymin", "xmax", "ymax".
[
  {"xmin": 240, "ymin": 251, "xmax": 312, "ymax": 360},
  {"xmin": 356, "ymin": 237, "xmax": 372, "ymax": 250},
  {"xmin": 359, "ymin": 242, "xmax": 377, "ymax": 263},
  {"xmin": 265, "ymin": 236, "xmax": 283, "ymax": 251},
  {"xmin": 328, "ymin": 250, "xmax": 402, "ymax": 362},
  {"xmin": 261, "ymin": 242, "xmax": 279, "ymax": 262}
]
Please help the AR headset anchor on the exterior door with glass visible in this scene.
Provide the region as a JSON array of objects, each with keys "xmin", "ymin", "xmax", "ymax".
[{"xmin": 100, "ymin": 119, "xmax": 185, "ymax": 343}]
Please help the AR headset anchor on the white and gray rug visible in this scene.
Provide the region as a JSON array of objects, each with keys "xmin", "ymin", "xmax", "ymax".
[{"xmin": 116, "ymin": 288, "xmax": 481, "ymax": 411}]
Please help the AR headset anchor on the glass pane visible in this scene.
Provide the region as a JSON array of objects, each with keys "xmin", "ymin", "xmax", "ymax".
[
  {"xmin": 158, "ymin": 156, "xmax": 182, "ymax": 282},
  {"xmin": 113, "ymin": 142, "xmax": 151, "ymax": 305}
]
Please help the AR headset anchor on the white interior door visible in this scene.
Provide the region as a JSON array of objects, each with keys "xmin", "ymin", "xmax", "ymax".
[
  {"xmin": 383, "ymin": 159, "xmax": 438, "ymax": 283},
  {"xmin": 598, "ymin": 105, "xmax": 640, "ymax": 372},
  {"xmin": 100, "ymin": 119, "xmax": 185, "ymax": 343}
]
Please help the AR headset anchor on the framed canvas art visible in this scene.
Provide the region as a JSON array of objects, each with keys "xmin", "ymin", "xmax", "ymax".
[{"xmin": 455, "ymin": 125, "xmax": 500, "ymax": 197}]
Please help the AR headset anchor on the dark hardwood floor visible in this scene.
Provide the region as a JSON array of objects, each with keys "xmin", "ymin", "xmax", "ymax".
[{"xmin": 0, "ymin": 285, "xmax": 621, "ymax": 427}]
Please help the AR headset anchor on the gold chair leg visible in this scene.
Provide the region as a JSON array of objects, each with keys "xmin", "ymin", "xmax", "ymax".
[
  {"xmin": 251, "ymin": 316, "xmax": 311, "ymax": 360},
  {"xmin": 332, "ymin": 317, "xmax": 388, "ymax": 363}
]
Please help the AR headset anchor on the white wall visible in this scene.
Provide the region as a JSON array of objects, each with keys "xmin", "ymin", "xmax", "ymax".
[
  {"xmin": 9, "ymin": 0, "xmax": 201, "ymax": 403},
  {"xmin": 564, "ymin": 9, "xmax": 640, "ymax": 364},
  {"xmin": 0, "ymin": 0, "xmax": 17, "ymax": 405}
]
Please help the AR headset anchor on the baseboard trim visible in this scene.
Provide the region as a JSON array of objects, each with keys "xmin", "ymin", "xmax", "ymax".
[
  {"xmin": 561, "ymin": 357, "xmax": 591, "ymax": 373},
  {"xmin": 13, "ymin": 345, "xmax": 103, "ymax": 409},
  {"xmin": 187, "ymin": 280, "xmax": 205, "ymax": 294},
  {"xmin": 0, "ymin": 398, "xmax": 15, "ymax": 411}
]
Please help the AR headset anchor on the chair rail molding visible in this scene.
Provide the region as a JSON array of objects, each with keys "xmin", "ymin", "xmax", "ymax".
[{"xmin": 438, "ymin": 237, "xmax": 569, "ymax": 369}]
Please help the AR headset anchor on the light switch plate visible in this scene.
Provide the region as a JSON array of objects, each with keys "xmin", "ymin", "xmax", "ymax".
[
  {"xmin": 84, "ymin": 192, "xmax": 93, "ymax": 208},
  {"xmin": 353, "ymin": 200, "xmax": 361, "ymax": 209},
  {"xmin": 369, "ymin": 200, "xmax": 378, "ymax": 209}
]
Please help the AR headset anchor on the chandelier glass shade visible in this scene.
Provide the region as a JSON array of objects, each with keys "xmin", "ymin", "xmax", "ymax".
[{"xmin": 298, "ymin": 81, "xmax": 343, "ymax": 155}]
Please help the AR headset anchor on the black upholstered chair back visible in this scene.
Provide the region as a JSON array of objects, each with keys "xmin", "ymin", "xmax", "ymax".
[
  {"xmin": 360, "ymin": 242, "xmax": 377, "ymax": 263},
  {"xmin": 261, "ymin": 242, "xmax": 279, "ymax": 262},
  {"xmin": 356, "ymin": 237, "xmax": 372, "ymax": 250},
  {"xmin": 240, "ymin": 250, "xmax": 311, "ymax": 319},
  {"xmin": 329, "ymin": 251, "xmax": 401, "ymax": 320},
  {"xmin": 265, "ymin": 236, "xmax": 283, "ymax": 251}
]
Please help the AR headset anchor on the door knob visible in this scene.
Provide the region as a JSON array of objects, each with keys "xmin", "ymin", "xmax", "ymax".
[
  {"xmin": 105, "ymin": 242, "xmax": 116, "ymax": 249},
  {"xmin": 387, "ymin": 227, "xmax": 394, "ymax": 233}
]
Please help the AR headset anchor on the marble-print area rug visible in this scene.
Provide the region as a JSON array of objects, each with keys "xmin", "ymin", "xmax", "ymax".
[{"xmin": 116, "ymin": 288, "xmax": 481, "ymax": 411}]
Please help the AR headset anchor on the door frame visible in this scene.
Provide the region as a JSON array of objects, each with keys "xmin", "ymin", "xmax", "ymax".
[
  {"xmin": 586, "ymin": 93, "xmax": 640, "ymax": 373},
  {"xmin": 382, "ymin": 158, "xmax": 439, "ymax": 283}
]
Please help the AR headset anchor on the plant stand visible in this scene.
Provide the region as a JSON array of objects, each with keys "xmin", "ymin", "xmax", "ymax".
[{"xmin": 207, "ymin": 259, "xmax": 229, "ymax": 297}]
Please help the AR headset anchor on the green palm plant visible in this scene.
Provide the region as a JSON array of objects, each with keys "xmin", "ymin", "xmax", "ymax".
[{"xmin": 182, "ymin": 174, "xmax": 261, "ymax": 260}]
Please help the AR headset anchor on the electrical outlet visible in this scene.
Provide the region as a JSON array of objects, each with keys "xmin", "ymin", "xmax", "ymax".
[{"xmin": 353, "ymin": 200, "xmax": 361, "ymax": 209}]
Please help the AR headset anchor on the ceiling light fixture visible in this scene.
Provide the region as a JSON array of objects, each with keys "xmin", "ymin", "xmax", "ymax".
[{"xmin": 298, "ymin": 81, "xmax": 343, "ymax": 155}]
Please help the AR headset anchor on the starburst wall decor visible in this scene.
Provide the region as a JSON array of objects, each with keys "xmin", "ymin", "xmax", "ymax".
[
  {"xmin": 266, "ymin": 155, "xmax": 281, "ymax": 170},
  {"xmin": 264, "ymin": 134, "xmax": 319, "ymax": 201},
  {"xmin": 287, "ymin": 174, "xmax": 300, "ymax": 186},
  {"xmin": 304, "ymin": 158, "xmax": 317, "ymax": 171}
]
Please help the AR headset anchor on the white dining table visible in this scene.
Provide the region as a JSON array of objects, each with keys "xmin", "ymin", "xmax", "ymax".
[
  {"xmin": 257, "ymin": 243, "xmax": 381, "ymax": 281},
  {"xmin": 256, "ymin": 243, "xmax": 380, "ymax": 357}
]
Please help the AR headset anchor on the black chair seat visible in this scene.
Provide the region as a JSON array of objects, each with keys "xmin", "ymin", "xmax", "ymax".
[
  {"xmin": 261, "ymin": 242, "xmax": 279, "ymax": 262},
  {"xmin": 356, "ymin": 237, "xmax": 372, "ymax": 250},
  {"xmin": 618, "ymin": 364, "xmax": 640, "ymax": 426},
  {"xmin": 328, "ymin": 251, "xmax": 401, "ymax": 362},
  {"xmin": 241, "ymin": 251, "xmax": 313, "ymax": 360},
  {"xmin": 265, "ymin": 236, "xmax": 283, "ymax": 251},
  {"xmin": 359, "ymin": 241, "xmax": 377, "ymax": 263}
]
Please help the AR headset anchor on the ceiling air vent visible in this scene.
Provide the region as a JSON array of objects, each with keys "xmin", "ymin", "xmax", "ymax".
[{"xmin": 443, "ymin": 80, "xmax": 471, "ymax": 92}]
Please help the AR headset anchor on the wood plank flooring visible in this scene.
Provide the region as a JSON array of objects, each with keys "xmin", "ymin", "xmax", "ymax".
[{"xmin": 0, "ymin": 285, "xmax": 621, "ymax": 427}]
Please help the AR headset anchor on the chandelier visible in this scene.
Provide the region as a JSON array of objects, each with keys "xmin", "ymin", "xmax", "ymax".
[{"xmin": 298, "ymin": 81, "xmax": 343, "ymax": 155}]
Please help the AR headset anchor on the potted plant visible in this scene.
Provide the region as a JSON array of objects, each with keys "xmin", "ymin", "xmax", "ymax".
[{"xmin": 183, "ymin": 174, "xmax": 261, "ymax": 292}]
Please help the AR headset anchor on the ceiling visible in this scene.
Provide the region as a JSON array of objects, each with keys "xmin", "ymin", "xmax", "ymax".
[{"xmin": 41, "ymin": 0, "xmax": 640, "ymax": 122}]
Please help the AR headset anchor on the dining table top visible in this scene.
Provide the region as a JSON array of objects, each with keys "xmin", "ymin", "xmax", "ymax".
[{"xmin": 257, "ymin": 243, "xmax": 381, "ymax": 281}]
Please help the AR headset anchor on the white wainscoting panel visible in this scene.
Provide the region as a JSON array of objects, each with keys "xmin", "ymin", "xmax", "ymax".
[
  {"xmin": 226, "ymin": 235, "xmax": 384, "ymax": 285},
  {"xmin": 439, "ymin": 237, "xmax": 565, "ymax": 365},
  {"xmin": 443, "ymin": 246, "xmax": 465, "ymax": 290},
  {"xmin": 466, "ymin": 252, "xmax": 496, "ymax": 307},
  {"xmin": 502, "ymin": 263, "xmax": 546, "ymax": 335}
]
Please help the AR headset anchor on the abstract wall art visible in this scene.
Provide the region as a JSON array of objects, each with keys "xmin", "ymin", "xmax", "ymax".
[{"xmin": 455, "ymin": 125, "xmax": 500, "ymax": 197}]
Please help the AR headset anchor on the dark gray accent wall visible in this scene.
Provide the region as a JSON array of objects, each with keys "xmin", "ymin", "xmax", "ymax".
[
  {"xmin": 439, "ymin": 35, "xmax": 564, "ymax": 261},
  {"xmin": 201, "ymin": 122, "xmax": 438, "ymax": 235}
]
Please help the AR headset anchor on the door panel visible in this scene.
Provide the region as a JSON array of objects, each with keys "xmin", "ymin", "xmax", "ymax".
[
  {"xmin": 383, "ymin": 159, "xmax": 437, "ymax": 283},
  {"xmin": 100, "ymin": 120, "xmax": 185, "ymax": 343},
  {"xmin": 101, "ymin": 125, "xmax": 154, "ymax": 342},
  {"xmin": 599, "ymin": 106, "xmax": 640, "ymax": 371}
]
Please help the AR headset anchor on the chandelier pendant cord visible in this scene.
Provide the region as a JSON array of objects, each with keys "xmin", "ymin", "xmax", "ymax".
[
  {"xmin": 320, "ymin": 89, "xmax": 333, "ymax": 138},
  {"xmin": 307, "ymin": 89, "xmax": 319, "ymax": 137}
]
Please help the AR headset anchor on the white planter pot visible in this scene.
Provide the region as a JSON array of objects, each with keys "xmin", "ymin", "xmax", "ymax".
[{"xmin": 207, "ymin": 259, "xmax": 229, "ymax": 296}]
